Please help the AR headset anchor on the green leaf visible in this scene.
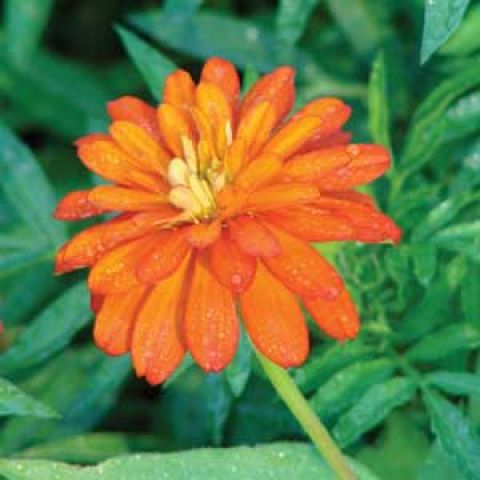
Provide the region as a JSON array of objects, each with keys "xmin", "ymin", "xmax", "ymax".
[
  {"xmin": 115, "ymin": 26, "xmax": 176, "ymax": 101},
  {"xmin": 441, "ymin": 4, "xmax": 480, "ymax": 56},
  {"xmin": 424, "ymin": 391, "xmax": 480, "ymax": 479},
  {"xmin": 462, "ymin": 262, "xmax": 480, "ymax": 328},
  {"xmin": 0, "ymin": 124, "xmax": 66, "ymax": 245},
  {"xmin": 275, "ymin": 0, "xmax": 319, "ymax": 51},
  {"xmin": 310, "ymin": 358, "xmax": 396, "ymax": 420},
  {"xmin": 417, "ymin": 442, "xmax": 465, "ymax": 480},
  {"xmin": 368, "ymin": 51, "xmax": 391, "ymax": 151},
  {"xmin": 0, "ymin": 283, "xmax": 91, "ymax": 375},
  {"xmin": 426, "ymin": 371, "xmax": 480, "ymax": 396},
  {"xmin": 406, "ymin": 323, "xmax": 480, "ymax": 363},
  {"xmin": 411, "ymin": 244, "xmax": 437, "ymax": 287},
  {"xmin": 432, "ymin": 220, "xmax": 480, "ymax": 245},
  {"xmin": 128, "ymin": 8, "xmax": 313, "ymax": 73},
  {"xmin": 0, "ymin": 348, "xmax": 130, "ymax": 454},
  {"xmin": 420, "ymin": 0, "xmax": 471, "ymax": 64},
  {"xmin": 5, "ymin": 0, "xmax": 54, "ymax": 65},
  {"xmin": 163, "ymin": 0, "xmax": 204, "ymax": 17},
  {"xmin": 0, "ymin": 377, "xmax": 58, "ymax": 419},
  {"xmin": 0, "ymin": 443, "xmax": 381, "ymax": 480},
  {"xmin": 294, "ymin": 341, "xmax": 376, "ymax": 394},
  {"xmin": 225, "ymin": 330, "xmax": 253, "ymax": 397},
  {"xmin": 333, "ymin": 377, "xmax": 416, "ymax": 448},
  {"xmin": 17, "ymin": 433, "xmax": 164, "ymax": 464}
]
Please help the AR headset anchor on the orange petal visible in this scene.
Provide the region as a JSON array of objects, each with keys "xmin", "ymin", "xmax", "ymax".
[
  {"xmin": 110, "ymin": 121, "xmax": 170, "ymax": 176},
  {"xmin": 246, "ymin": 183, "xmax": 319, "ymax": 212},
  {"xmin": 54, "ymin": 190, "xmax": 106, "ymax": 221},
  {"xmin": 132, "ymin": 256, "xmax": 189, "ymax": 385},
  {"xmin": 295, "ymin": 97, "xmax": 351, "ymax": 124},
  {"xmin": 184, "ymin": 255, "xmax": 239, "ymax": 372},
  {"xmin": 261, "ymin": 222, "xmax": 343, "ymax": 299},
  {"xmin": 318, "ymin": 144, "xmax": 391, "ymax": 190},
  {"xmin": 298, "ymin": 130, "xmax": 352, "ymax": 154},
  {"xmin": 208, "ymin": 233, "xmax": 257, "ymax": 294},
  {"xmin": 136, "ymin": 229, "xmax": 191, "ymax": 283},
  {"xmin": 224, "ymin": 137, "xmax": 247, "ymax": 180},
  {"xmin": 240, "ymin": 66, "xmax": 295, "ymax": 127},
  {"xmin": 235, "ymin": 101, "xmax": 277, "ymax": 159},
  {"xmin": 262, "ymin": 205, "xmax": 354, "ymax": 242},
  {"xmin": 157, "ymin": 103, "xmax": 194, "ymax": 157},
  {"xmin": 90, "ymin": 294, "xmax": 104, "ymax": 313},
  {"xmin": 281, "ymin": 147, "xmax": 353, "ymax": 182},
  {"xmin": 55, "ymin": 212, "xmax": 170, "ymax": 273},
  {"xmin": 262, "ymin": 115, "xmax": 323, "ymax": 161},
  {"xmin": 228, "ymin": 216, "xmax": 280, "ymax": 257},
  {"xmin": 200, "ymin": 57, "xmax": 240, "ymax": 112},
  {"xmin": 77, "ymin": 138, "xmax": 162, "ymax": 192},
  {"xmin": 88, "ymin": 186, "xmax": 168, "ymax": 212},
  {"xmin": 88, "ymin": 234, "xmax": 157, "ymax": 294},
  {"xmin": 94, "ymin": 285, "xmax": 148, "ymax": 355},
  {"xmin": 234, "ymin": 152, "xmax": 282, "ymax": 191},
  {"xmin": 241, "ymin": 263, "xmax": 308, "ymax": 367},
  {"xmin": 313, "ymin": 195, "xmax": 402, "ymax": 243},
  {"xmin": 163, "ymin": 69, "xmax": 196, "ymax": 110},
  {"xmin": 107, "ymin": 96, "xmax": 161, "ymax": 141},
  {"xmin": 185, "ymin": 219, "xmax": 222, "ymax": 248},
  {"xmin": 303, "ymin": 289, "xmax": 359, "ymax": 340}
]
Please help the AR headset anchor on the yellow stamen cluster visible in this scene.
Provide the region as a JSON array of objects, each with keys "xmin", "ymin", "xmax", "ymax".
[{"xmin": 167, "ymin": 122, "xmax": 232, "ymax": 221}]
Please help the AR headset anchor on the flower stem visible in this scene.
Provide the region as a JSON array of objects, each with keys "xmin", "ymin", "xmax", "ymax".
[{"xmin": 256, "ymin": 351, "xmax": 356, "ymax": 480}]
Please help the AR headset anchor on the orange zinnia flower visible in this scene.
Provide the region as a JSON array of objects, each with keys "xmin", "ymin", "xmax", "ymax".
[{"xmin": 54, "ymin": 57, "xmax": 401, "ymax": 385}]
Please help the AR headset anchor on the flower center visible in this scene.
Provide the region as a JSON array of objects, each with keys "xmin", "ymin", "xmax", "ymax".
[{"xmin": 167, "ymin": 123, "xmax": 232, "ymax": 221}]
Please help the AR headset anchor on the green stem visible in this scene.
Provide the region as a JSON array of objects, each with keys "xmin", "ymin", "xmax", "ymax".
[{"xmin": 256, "ymin": 351, "xmax": 356, "ymax": 480}]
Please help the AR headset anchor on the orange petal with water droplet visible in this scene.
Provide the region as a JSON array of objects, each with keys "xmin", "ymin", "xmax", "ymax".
[
  {"xmin": 241, "ymin": 263, "xmax": 308, "ymax": 367},
  {"xmin": 235, "ymin": 152, "xmax": 282, "ymax": 191},
  {"xmin": 246, "ymin": 183, "xmax": 319, "ymax": 212},
  {"xmin": 261, "ymin": 222, "xmax": 344, "ymax": 299},
  {"xmin": 94, "ymin": 285, "xmax": 148, "ymax": 355},
  {"xmin": 136, "ymin": 229, "xmax": 191, "ymax": 283},
  {"xmin": 240, "ymin": 66, "xmax": 295, "ymax": 127},
  {"xmin": 185, "ymin": 219, "xmax": 222, "ymax": 248},
  {"xmin": 281, "ymin": 147, "xmax": 353, "ymax": 182},
  {"xmin": 132, "ymin": 256, "xmax": 189, "ymax": 385},
  {"xmin": 318, "ymin": 144, "xmax": 391, "ymax": 190},
  {"xmin": 88, "ymin": 234, "xmax": 157, "ymax": 294},
  {"xmin": 54, "ymin": 190, "xmax": 107, "ymax": 221},
  {"xmin": 228, "ymin": 216, "xmax": 280, "ymax": 257},
  {"xmin": 164, "ymin": 69, "xmax": 196, "ymax": 110},
  {"xmin": 208, "ymin": 233, "xmax": 256, "ymax": 294},
  {"xmin": 262, "ymin": 205, "xmax": 354, "ymax": 242},
  {"xmin": 201, "ymin": 57, "xmax": 240, "ymax": 112},
  {"xmin": 303, "ymin": 289, "xmax": 360, "ymax": 340},
  {"xmin": 157, "ymin": 103, "xmax": 195, "ymax": 157},
  {"xmin": 184, "ymin": 255, "xmax": 239, "ymax": 372},
  {"xmin": 110, "ymin": 121, "xmax": 170, "ymax": 176},
  {"xmin": 88, "ymin": 186, "xmax": 168, "ymax": 212},
  {"xmin": 107, "ymin": 96, "xmax": 161, "ymax": 141}
]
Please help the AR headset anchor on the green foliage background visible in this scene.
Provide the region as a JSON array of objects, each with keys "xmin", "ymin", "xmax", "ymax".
[{"xmin": 1, "ymin": 0, "xmax": 480, "ymax": 478}]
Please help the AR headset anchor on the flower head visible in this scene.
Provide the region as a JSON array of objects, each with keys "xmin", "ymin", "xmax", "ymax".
[{"xmin": 54, "ymin": 57, "xmax": 401, "ymax": 385}]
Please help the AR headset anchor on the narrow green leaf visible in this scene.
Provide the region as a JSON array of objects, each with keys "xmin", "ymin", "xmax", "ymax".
[
  {"xmin": 368, "ymin": 51, "xmax": 391, "ymax": 150},
  {"xmin": 426, "ymin": 371, "xmax": 480, "ymax": 396},
  {"xmin": 406, "ymin": 323, "xmax": 480, "ymax": 363},
  {"xmin": 0, "ymin": 377, "xmax": 58, "ymax": 419},
  {"xmin": 432, "ymin": 220, "xmax": 480, "ymax": 244},
  {"xmin": 333, "ymin": 377, "xmax": 416, "ymax": 448},
  {"xmin": 275, "ymin": 0, "xmax": 319, "ymax": 50},
  {"xmin": 0, "ymin": 283, "xmax": 91, "ymax": 375},
  {"xmin": 18, "ymin": 433, "xmax": 164, "ymax": 464},
  {"xmin": 411, "ymin": 243, "xmax": 437, "ymax": 287},
  {"xmin": 462, "ymin": 262, "xmax": 480, "ymax": 328},
  {"xmin": 0, "ymin": 443, "xmax": 381, "ymax": 480},
  {"xmin": 5, "ymin": 0, "xmax": 54, "ymax": 65},
  {"xmin": 441, "ymin": 4, "xmax": 480, "ymax": 56},
  {"xmin": 0, "ymin": 125, "xmax": 66, "ymax": 245},
  {"xmin": 310, "ymin": 358, "xmax": 395, "ymax": 420},
  {"xmin": 424, "ymin": 391, "xmax": 480, "ymax": 479},
  {"xmin": 115, "ymin": 26, "xmax": 176, "ymax": 101},
  {"xmin": 418, "ymin": 442, "xmax": 464, "ymax": 480},
  {"xmin": 225, "ymin": 330, "xmax": 252, "ymax": 397},
  {"xmin": 420, "ymin": 0, "xmax": 471, "ymax": 64},
  {"xmin": 163, "ymin": 0, "xmax": 204, "ymax": 16}
]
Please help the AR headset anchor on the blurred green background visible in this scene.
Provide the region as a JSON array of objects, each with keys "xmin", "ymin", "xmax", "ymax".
[{"xmin": 1, "ymin": 1, "xmax": 480, "ymax": 479}]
